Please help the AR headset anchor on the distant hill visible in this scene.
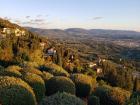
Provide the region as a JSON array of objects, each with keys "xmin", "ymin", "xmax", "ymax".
[{"xmin": 26, "ymin": 27, "xmax": 140, "ymax": 40}]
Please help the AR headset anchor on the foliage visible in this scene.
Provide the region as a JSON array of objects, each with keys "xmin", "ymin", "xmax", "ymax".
[
  {"xmin": 116, "ymin": 67, "xmax": 133, "ymax": 91},
  {"xmin": 98, "ymin": 80, "xmax": 107, "ymax": 86},
  {"xmin": 101, "ymin": 60, "xmax": 118, "ymax": 86},
  {"xmin": 93, "ymin": 85, "xmax": 111, "ymax": 105},
  {"xmin": 0, "ymin": 76, "xmax": 36, "ymax": 105},
  {"xmin": 29, "ymin": 50, "xmax": 44, "ymax": 65},
  {"xmin": 21, "ymin": 67, "xmax": 43, "ymax": 77},
  {"xmin": 101, "ymin": 60, "xmax": 133, "ymax": 91},
  {"xmin": 6, "ymin": 65, "xmax": 22, "ymax": 71},
  {"xmin": 45, "ymin": 76, "xmax": 75, "ymax": 96},
  {"xmin": 71, "ymin": 74, "xmax": 95, "ymax": 97},
  {"xmin": 0, "ymin": 18, "xmax": 44, "ymax": 66},
  {"xmin": 84, "ymin": 68, "xmax": 97, "ymax": 78},
  {"xmin": 94, "ymin": 85, "xmax": 130, "ymax": 105},
  {"xmin": 56, "ymin": 48, "xmax": 63, "ymax": 67},
  {"xmin": 42, "ymin": 63, "xmax": 69, "ymax": 77},
  {"xmin": 40, "ymin": 92, "xmax": 86, "ymax": 105},
  {"xmin": 41, "ymin": 71, "xmax": 53, "ymax": 81},
  {"xmin": 0, "ymin": 39, "xmax": 14, "ymax": 66},
  {"xmin": 133, "ymin": 78, "xmax": 140, "ymax": 92},
  {"xmin": 22, "ymin": 73, "xmax": 45, "ymax": 103},
  {"xmin": 88, "ymin": 95, "xmax": 100, "ymax": 105},
  {"xmin": 125, "ymin": 91, "xmax": 140, "ymax": 105},
  {"xmin": 0, "ymin": 67, "xmax": 22, "ymax": 77},
  {"xmin": 21, "ymin": 61, "xmax": 39, "ymax": 68},
  {"xmin": 109, "ymin": 87, "xmax": 131, "ymax": 105},
  {"xmin": 0, "ymin": 66, "xmax": 4, "ymax": 70}
]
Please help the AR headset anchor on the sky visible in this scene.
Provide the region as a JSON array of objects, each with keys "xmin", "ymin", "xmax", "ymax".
[{"xmin": 0, "ymin": 0, "xmax": 140, "ymax": 31}]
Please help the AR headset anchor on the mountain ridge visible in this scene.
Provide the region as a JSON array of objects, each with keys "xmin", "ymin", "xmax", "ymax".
[{"xmin": 26, "ymin": 27, "xmax": 140, "ymax": 39}]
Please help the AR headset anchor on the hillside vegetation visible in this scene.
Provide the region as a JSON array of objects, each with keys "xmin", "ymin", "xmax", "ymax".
[{"xmin": 0, "ymin": 18, "xmax": 140, "ymax": 105}]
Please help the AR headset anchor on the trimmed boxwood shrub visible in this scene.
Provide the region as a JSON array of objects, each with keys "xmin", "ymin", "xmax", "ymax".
[
  {"xmin": 41, "ymin": 71, "xmax": 53, "ymax": 81},
  {"xmin": 0, "ymin": 67, "xmax": 22, "ymax": 78},
  {"xmin": 22, "ymin": 73, "xmax": 45, "ymax": 103},
  {"xmin": 6, "ymin": 65, "xmax": 22, "ymax": 72},
  {"xmin": 43, "ymin": 63, "xmax": 69, "ymax": 77},
  {"xmin": 21, "ymin": 67, "xmax": 43, "ymax": 77},
  {"xmin": 94, "ymin": 85, "xmax": 130, "ymax": 105},
  {"xmin": 21, "ymin": 61, "xmax": 39, "ymax": 68},
  {"xmin": 40, "ymin": 92, "xmax": 86, "ymax": 105},
  {"xmin": 88, "ymin": 95, "xmax": 100, "ymax": 105},
  {"xmin": 93, "ymin": 85, "xmax": 111, "ymax": 105},
  {"xmin": 0, "ymin": 76, "xmax": 36, "ymax": 105},
  {"xmin": 45, "ymin": 76, "xmax": 75, "ymax": 96},
  {"xmin": 125, "ymin": 91, "xmax": 140, "ymax": 105},
  {"xmin": 71, "ymin": 74, "xmax": 94, "ymax": 98},
  {"xmin": 0, "ymin": 66, "xmax": 4, "ymax": 70}
]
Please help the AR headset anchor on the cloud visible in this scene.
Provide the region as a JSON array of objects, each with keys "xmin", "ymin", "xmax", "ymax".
[
  {"xmin": 14, "ymin": 20, "xmax": 21, "ymax": 24},
  {"xmin": 21, "ymin": 18, "xmax": 47, "ymax": 26},
  {"xmin": 25, "ymin": 16, "xmax": 30, "ymax": 19},
  {"xmin": 4, "ymin": 17, "xmax": 11, "ymax": 20},
  {"xmin": 34, "ymin": 19, "xmax": 45, "ymax": 22},
  {"xmin": 93, "ymin": 17, "xmax": 103, "ymax": 20},
  {"xmin": 2, "ymin": 15, "xmax": 51, "ymax": 28},
  {"xmin": 45, "ymin": 15, "xmax": 49, "ymax": 17},
  {"xmin": 36, "ymin": 15, "xmax": 42, "ymax": 18}
]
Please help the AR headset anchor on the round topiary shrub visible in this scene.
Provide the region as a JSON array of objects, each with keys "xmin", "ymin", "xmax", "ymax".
[
  {"xmin": 94, "ymin": 85, "xmax": 130, "ymax": 105},
  {"xmin": 21, "ymin": 67, "xmax": 43, "ymax": 77},
  {"xmin": 40, "ymin": 92, "xmax": 86, "ymax": 105},
  {"xmin": 0, "ymin": 67, "xmax": 22, "ymax": 78},
  {"xmin": 0, "ymin": 76, "xmax": 36, "ymax": 105},
  {"xmin": 43, "ymin": 63, "xmax": 69, "ymax": 77},
  {"xmin": 41, "ymin": 71, "xmax": 53, "ymax": 81},
  {"xmin": 22, "ymin": 73, "xmax": 45, "ymax": 103},
  {"xmin": 93, "ymin": 85, "xmax": 111, "ymax": 105},
  {"xmin": 71, "ymin": 74, "xmax": 94, "ymax": 98},
  {"xmin": 0, "ymin": 66, "xmax": 4, "ymax": 70},
  {"xmin": 6, "ymin": 65, "xmax": 22, "ymax": 72},
  {"xmin": 45, "ymin": 76, "xmax": 75, "ymax": 96},
  {"xmin": 126, "ymin": 91, "xmax": 140, "ymax": 105},
  {"xmin": 21, "ymin": 61, "xmax": 39, "ymax": 68},
  {"xmin": 88, "ymin": 95, "xmax": 100, "ymax": 105}
]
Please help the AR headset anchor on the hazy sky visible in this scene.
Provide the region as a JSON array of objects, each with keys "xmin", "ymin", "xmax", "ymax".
[{"xmin": 0, "ymin": 0, "xmax": 140, "ymax": 31}]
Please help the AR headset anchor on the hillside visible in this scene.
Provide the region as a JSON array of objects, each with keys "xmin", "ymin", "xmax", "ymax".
[
  {"xmin": 27, "ymin": 27, "xmax": 140, "ymax": 70},
  {"xmin": 0, "ymin": 18, "xmax": 46, "ymax": 66},
  {"xmin": 0, "ymin": 18, "xmax": 139, "ymax": 105}
]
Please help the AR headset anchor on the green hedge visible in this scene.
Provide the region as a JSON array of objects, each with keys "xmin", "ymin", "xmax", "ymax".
[
  {"xmin": 45, "ymin": 76, "xmax": 75, "ymax": 96},
  {"xmin": 0, "ymin": 76, "xmax": 36, "ymax": 105},
  {"xmin": 40, "ymin": 92, "xmax": 86, "ymax": 105},
  {"xmin": 71, "ymin": 74, "xmax": 94, "ymax": 97},
  {"xmin": 22, "ymin": 73, "xmax": 45, "ymax": 103}
]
